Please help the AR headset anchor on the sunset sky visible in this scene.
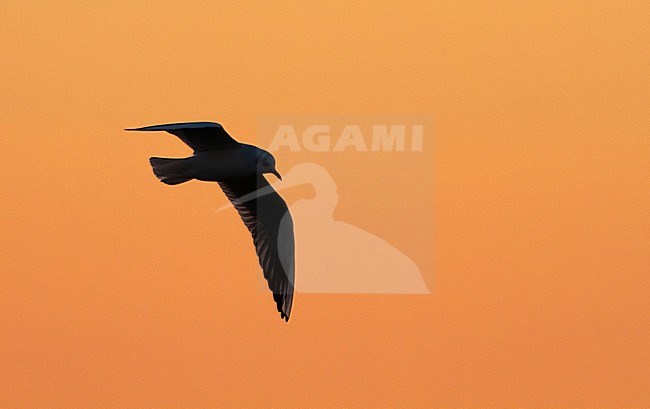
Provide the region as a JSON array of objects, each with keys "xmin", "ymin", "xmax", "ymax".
[{"xmin": 1, "ymin": 1, "xmax": 649, "ymax": 407}]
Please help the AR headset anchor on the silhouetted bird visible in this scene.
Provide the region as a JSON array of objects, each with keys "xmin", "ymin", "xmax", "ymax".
[{"xmin": 126, "ymin": 122, "xmax": 294, "ymax": 321}]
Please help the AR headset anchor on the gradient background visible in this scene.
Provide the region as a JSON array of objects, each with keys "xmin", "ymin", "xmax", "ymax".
[{"xmin": 1, "ymin": 1, "xmax": 648, "ymax": 408}]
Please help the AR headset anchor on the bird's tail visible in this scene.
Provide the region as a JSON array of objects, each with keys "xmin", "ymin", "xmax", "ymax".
[{"xmin": 149, "ymin": 157, "xmax": 192, "ymax": 185}]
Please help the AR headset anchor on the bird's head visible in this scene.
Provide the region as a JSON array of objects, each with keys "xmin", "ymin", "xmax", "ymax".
[{"xmin": 256, "ymin": 150, "xmax": 282, "ymax": 180}]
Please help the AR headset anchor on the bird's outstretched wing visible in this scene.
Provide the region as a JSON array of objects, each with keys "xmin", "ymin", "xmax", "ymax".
[
  {"xmin": 218, "ymin": 175, "xmax": 295, "ymax": 321},
  {"xmin": 125, "ymin": 122, "xmax": 239, "ymax": 153}
]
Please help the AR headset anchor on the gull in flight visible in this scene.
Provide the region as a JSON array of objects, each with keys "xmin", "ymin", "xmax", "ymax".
[{"xmin": 126, "ymin": 121, "xmax": 294, "ymax": 321}]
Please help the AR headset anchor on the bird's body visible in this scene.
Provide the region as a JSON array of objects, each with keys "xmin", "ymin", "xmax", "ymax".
[
  {"xmin": 126, "ymin": 121, "xmax": 294, "ymax": 321},
  {"xmin": 192, "ymin": 145, "xmax": 259, "ymax": 181},
  {"xmin": 150, "ymin": 145, "xmax": 262, "ymax": 184}
]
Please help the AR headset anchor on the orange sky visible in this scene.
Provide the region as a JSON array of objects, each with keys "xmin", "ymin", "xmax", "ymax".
[{"xmin": 1, "ymin": 1, "xmax": 649, "ymax": 408}]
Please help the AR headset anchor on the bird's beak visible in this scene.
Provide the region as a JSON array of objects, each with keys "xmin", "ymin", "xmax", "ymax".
[{"xmin": 272, "ymin": 169, "xmax": 282, "ymax": 180}]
